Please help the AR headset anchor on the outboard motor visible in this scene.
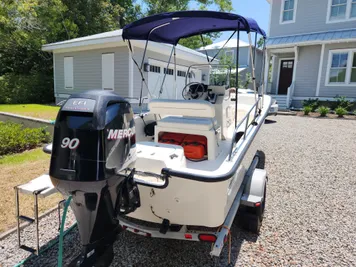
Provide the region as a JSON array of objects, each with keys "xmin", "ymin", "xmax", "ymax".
[{"xmin": 50, "ymin": 90, "xmax": 140, "ymax": 266}]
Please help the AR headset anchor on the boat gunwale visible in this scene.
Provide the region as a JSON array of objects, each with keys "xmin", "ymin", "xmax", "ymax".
[{"xmin": 133, "ymin": 96, "xmax": 272, "ymax": 186}]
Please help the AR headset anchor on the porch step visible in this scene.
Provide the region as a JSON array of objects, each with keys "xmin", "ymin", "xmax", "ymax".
[{"xmin": 270, "ymin": 95, "xmax": 288, "ymax": 110}]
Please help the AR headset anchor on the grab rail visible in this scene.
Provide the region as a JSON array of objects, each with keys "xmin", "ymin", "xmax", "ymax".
[{"xmin": 228, "ymin": 98, "xmax": 261, "ymax": 161}]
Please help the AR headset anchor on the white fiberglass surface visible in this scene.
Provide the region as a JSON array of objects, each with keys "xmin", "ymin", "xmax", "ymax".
[{"xmin": 134, "ymin": 95, "xmax": 271, "ymax": 179}]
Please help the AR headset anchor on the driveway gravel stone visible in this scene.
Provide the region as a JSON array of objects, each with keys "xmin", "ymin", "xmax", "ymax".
[{"xmin": 1, "ymin": 116, "xmax": 355, "ymax": 266}]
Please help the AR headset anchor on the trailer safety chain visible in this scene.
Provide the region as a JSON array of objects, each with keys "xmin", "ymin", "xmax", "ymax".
[{"xmin": 213, "ymin": 225, "xmax": 232, "ymax": 264}]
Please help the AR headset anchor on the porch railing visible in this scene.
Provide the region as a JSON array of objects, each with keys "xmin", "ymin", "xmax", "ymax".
[{"xmin": 286, "ymin": 81, "xmax": 295, "ymax": 109}]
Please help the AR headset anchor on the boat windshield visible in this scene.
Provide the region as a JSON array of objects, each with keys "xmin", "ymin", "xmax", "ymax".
[{"xmin": 185, "ymin": 64, "xmax": 232, "ymax": 88}]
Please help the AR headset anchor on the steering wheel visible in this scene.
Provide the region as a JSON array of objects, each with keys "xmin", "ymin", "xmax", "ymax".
[{"xmin": 182, "ymin": 82, "xmax": 206, "ymax": 100}]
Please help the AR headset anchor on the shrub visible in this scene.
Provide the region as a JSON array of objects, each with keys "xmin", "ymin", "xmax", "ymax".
[
  {"xmin": 0, "ymin": 121, "xmax": 50, "ymax": 156},
  {"xmin": 333, "ymin": 96, "xmax": 353, "ymax": 111},
  {"xmin": 0, "ymin": 73, "xmax": 54, "ymax": 104},
  {"xmin": 335, "ymin": 107, "xmax": 347, "ymax": 117},
  {"xmin": 303, "ymin": 106, "xmax": 312, "ymax": 115},
  {"xmin": 302, "ymin": 98, "xmax": 320, "ymax": 112},
  {"xmin": 317, "ymin": 106, "xmax": 330, "ymax": 117}
]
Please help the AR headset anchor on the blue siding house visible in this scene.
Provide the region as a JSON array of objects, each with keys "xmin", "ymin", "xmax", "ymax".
[{"xmin": 264, "ymin": 0, "xmax": 356, "ymax": 108}]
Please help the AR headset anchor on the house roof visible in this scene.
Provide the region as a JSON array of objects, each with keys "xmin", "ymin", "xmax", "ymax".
[
  {"xmin": 267, "ymin": 28, "xmax": 356, "ymax": 47},
  {"xmin": 197, "ymin": 39, "xmax": 250, "ymax": 51},
  {"xmin": 42, "ymin": 29, "xmax": 213, "ymax": 63}
]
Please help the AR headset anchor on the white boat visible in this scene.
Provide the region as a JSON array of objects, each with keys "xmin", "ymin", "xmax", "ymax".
[
  {"xmin": 129, "ymin": 80, "xmax": 271, "ymax": 228},
  {"xmin": 48, "ymin": 11, "xmax": 271, "ymax": 267}
]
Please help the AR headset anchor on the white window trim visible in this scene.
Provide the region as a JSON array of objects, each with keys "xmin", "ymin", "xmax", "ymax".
[
  {"xmin": 326, "ymin": 0, "xmax": 356, "ymax": 24},
  {"xmin": 279, "ymin": 0, "xmax": 298, "ymax": 24},
  {"xmin": 325, "ymin": 48, "xmax": 356, "ymax": 87}
]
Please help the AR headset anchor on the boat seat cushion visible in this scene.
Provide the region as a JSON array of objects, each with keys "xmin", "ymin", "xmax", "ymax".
[
  {"xmin": 149, "ymin": 99, "xmax": 215, "ymax": 118},
  {"xmin": 157, "ymin": 116, "xmax": 216, "ymax": 131}
]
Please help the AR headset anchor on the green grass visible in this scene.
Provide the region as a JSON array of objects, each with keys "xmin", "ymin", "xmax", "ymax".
[
  {"xmin": 0, "ymin": 104, "xmax": 59, "ymax": 120},
  {"xmin": 0, "ymin": 147, "xmax": 48, "ymax": 165},
  {"xmin": 0, "ymin": 148, "xmax": 62, "ymax": 233}
]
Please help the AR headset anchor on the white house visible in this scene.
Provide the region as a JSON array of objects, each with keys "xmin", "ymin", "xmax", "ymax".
[
  {"xmin": 197, "ymin": 39, "xmax": 264, "ymax": 88},
  {"xmin": 42, "ymin": 30, "xmax": 211, "ymax": 105}
]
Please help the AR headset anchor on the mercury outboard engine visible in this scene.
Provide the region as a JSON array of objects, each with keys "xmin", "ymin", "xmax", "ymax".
[{"xmin": 50, "ymin": 90, "xmax": 140, "ymax": 266}]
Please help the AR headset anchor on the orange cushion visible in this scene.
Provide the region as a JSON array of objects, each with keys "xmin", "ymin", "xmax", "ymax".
[
  {"xmin": 182, "ymin": 135, "xmax": 207, "ymax": 159},
  {"xmin": 159, "ymin": 132, "xmax": 186, "ymax": 145}
]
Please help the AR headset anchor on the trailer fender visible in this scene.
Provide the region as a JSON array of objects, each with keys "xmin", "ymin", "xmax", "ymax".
[{"xmin": 240, "ymin": 168, "xmax": 267, "ymax": 207}]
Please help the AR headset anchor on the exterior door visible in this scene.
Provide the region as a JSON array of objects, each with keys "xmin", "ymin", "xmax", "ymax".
[{"xmin": 278, "ymin": 59, "xmax": 294, "ymax": 95}]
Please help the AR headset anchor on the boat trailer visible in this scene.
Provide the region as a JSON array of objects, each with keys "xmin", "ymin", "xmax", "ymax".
[{"xmin": 117, "ymin": 153, "xmax": 267, "ymax": 261}]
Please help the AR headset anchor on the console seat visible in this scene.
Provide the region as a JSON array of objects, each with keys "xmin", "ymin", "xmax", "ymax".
[
  {"xmin": 149, "ymin": 99, "xmax": 221, "ymax": 160},
  {"xmin": 157, "ymin": 116, "xmax": 217, "ymax": 131}
]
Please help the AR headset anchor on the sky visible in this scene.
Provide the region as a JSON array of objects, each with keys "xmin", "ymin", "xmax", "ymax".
[
  {"xmin": 215, "ymin": 0, "xmax": 270, "ymax": 43},
  {"xmin": 137, "ymin": 0, "xmax": 270, "ymax": 44}
]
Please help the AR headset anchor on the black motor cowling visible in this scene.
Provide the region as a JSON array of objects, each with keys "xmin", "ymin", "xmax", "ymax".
[{"xmin": 49, "ymin": 90, "xmax": 139, "ymax": 266}]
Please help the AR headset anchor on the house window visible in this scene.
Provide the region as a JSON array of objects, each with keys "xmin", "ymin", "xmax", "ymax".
[
  {"xmin": 329, "ymin": 53, "xmax": 348, "ymax": 83},
  {"xmin": 282, "ymin": 61, "xmax": 294, "ymax": 69},
  {"xmin": 164, "ymin": 68, "xmax": 173, "ymax": 75},
  {"xmin": 328, "ymin": 0, "xmax": 356, "ymax": 22},
  {"xmin": 330, "ymin": 0, "xmax": 347, "ymax": 20},
  {"xmin": 281, "ymin": 0, "xmax": 296, "ymax": 23},
  {"xmin": 177, "ymin": 70, "xmax": 187, "ymax": 77},
  {"xmin": 64, "ymin": 57, "xmax": 73, "ymax": 90},
  {"xmin": 150, "ymin": 65, "xmax": 160, "ymax": 73},
  {"xmin": 225, "ymin": 50, "xmax": 234, "ymax": 59},
  {"xmin": 351, "ymin": 0, "xmax": 356, "ymax": 17},
  {"xmin": 326, "ymin": 49, "xmax": 356, "ymax": 85},
  {"xmin": 351, "ymin": 52, "xmax": 356, "ymax": 82}
]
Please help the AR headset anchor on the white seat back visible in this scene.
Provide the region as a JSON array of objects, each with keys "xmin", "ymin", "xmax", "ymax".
[{"xmin": 148, "ymin": 99, "xmax": 215, "ymax": 118}]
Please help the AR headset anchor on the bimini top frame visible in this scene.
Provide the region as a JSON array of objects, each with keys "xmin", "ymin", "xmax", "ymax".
[
  {"xmin": 122, "ymin": 10, "xmax": 266, "ymax": 44},
  {"xmin": 122, "ymin": 10, "xmax": 267, "ymax": 126}
]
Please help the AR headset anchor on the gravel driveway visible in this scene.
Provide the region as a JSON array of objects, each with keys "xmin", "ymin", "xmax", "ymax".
[{"xmin": 1, "ymin": 115, "xmax": 356, "ymax": 266}]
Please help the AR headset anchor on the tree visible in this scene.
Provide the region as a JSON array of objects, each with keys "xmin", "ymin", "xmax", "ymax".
[
  {"xmin": 141, "ymin": 0, "xmax": 233, "ymax": 49},
  {"xmin": 0, "ymin": 0, "xmax": 233, "ymax": 103},
  {"xmin": 257, "ymin": 36, "xmax": 265, "ymax": 49},
  {"xmin": 218, "ymin": 53, "xmax": 252, "ymax": 88}
]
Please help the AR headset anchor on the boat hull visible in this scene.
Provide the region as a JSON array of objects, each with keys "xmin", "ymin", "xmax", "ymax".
[{"xmin": 127, "ymin": 101, "xmax": 267, "ymax": 227}]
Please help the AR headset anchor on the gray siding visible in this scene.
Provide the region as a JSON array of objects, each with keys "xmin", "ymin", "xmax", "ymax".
[
  {"xmin": 55, "ymin": 46, "xmax": 130, "ymax": 96},
  {"xmin": 294, "ymin": 45, "xmax": 321, "ymax": 97},
  {"xmin": 319, "ymin": 42, "xmax": 356, "ymax": 97},
  {"xmin": 270, "ymin": 0, "xmax": 356, "ymax": 37}
]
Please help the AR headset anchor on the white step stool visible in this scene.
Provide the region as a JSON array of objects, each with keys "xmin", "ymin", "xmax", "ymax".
[{"xmin": 14, "ymin": 174, "xmax": 59, "ymax": 255}]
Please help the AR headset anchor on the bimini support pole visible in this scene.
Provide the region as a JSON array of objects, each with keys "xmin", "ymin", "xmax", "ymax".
[
  {"xmin": 125, "ymin": 40, "xmax": 152, "ymax": 109},
  {"xmin": 174, "ymin": 46, "xmax": 177, "ymax": 99},
  {"xmin": 234, "ymin": 25, "xmax": 240, "ymax": 128},
  {"xmin": 259, "ymin": 38, "xmax": 267, "ymax": 108},
  {"xmin": 159, "ymin": 46, "xmax": 175, "ymax": 98},
  {"xmin": 253, "ymin": 33, "xmax": 258, "ymax": 67},
  {"xmin": 248, "ymin": 32, "xmax": 258, "ymax": 103}
]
